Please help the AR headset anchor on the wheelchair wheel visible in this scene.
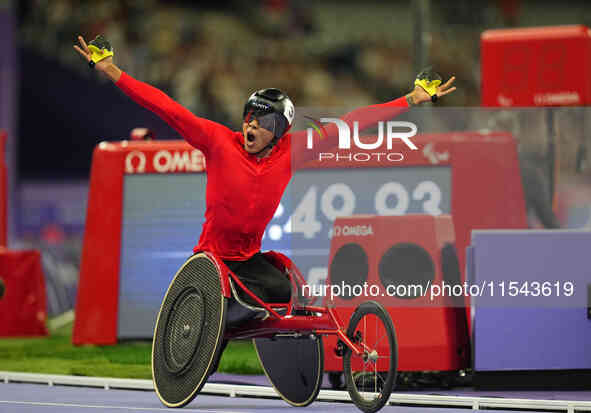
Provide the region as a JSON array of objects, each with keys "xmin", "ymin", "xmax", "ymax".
[
  {"xmin": 152, "ymin": 253, "xmax": 227, "ymax": 407},
  {"xmin": 343, "ymin": 301, "xmax": 397, "ymax": 413},
  {"xmin": 254, "ymin": 335, "xmax": 324, "ymax": 407}
]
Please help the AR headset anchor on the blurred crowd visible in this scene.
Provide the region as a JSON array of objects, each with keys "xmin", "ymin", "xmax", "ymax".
[{"xmin": 15, "ymin": 0, "xmax": 521, "ymax": 128}]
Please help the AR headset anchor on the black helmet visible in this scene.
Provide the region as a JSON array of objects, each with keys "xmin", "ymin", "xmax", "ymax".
[{"xmin": 243, "ymin": 88, "xmax": 295, "ymax": 138}]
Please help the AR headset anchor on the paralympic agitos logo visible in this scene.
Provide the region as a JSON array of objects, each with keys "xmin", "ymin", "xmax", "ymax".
[{"xmin": 305, "ymin": 117, "xmax": 418, "ymax": 162}]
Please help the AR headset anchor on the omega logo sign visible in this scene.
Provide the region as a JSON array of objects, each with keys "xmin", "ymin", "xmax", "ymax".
[
  {"xmin": 333, "ymin": 224, "xmax": 374, "ymax": 237},
  {"xmin": 125, "ymin": 151, "xmax": 146, "ymax": 173},
  {"xmin": 153, "ymin": 150, "xmax": 205, "ymax": 173},
  {"xmin": 125, "ymin": 150, "xmax": 205, "ymax": 174}
]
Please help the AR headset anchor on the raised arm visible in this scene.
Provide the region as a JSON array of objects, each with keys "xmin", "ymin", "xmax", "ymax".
[{"xmin": 73, "ymin": 35, "xmax": 229, "ymax": 155}]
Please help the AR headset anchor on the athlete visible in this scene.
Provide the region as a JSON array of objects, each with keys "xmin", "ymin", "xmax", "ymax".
[{"xmin": 74, "ymin": 34, "xmax": 456, "ymax": 307}]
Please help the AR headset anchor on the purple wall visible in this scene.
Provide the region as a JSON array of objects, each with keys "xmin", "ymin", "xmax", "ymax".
[
  {"xmin": 0, "ymin": 4, "xmax": 17, "ymax": 244},
  {"xmin": 469, "ymin": 230, "xmax": 591, "ymax": 371}
]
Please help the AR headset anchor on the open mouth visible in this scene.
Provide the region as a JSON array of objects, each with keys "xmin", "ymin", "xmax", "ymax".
[{"xmin": 247, "ymin": 133, "xmax": 255, "ymax": 143}]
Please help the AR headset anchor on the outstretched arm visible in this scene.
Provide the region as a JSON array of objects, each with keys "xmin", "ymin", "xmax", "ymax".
[
  {"xmin": 291, "ymin": 74, "xmax": 456, "ymax": 165},
  {"xmin": 409, "ymin": 74, "xmax": 456, "ymax": 105},
  {"xmin": 73, "ymin": 35, "xmax": 230, "ymax": 155}
]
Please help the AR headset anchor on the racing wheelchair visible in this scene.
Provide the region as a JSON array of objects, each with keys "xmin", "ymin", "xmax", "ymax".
[{"xmin": 152, "ymin": 251, "xmax": 398, "ymax": 413}]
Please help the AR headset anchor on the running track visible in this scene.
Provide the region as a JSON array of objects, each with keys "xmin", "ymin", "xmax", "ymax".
[{"xmin": 0, "ymin": 381, "xmax": 580, "ymax": 413}]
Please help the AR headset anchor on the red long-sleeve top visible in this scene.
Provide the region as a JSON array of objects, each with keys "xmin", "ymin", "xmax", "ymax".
[{"xmin": 116, "ymin": 72, "xmax": 408, "ymax": 260}]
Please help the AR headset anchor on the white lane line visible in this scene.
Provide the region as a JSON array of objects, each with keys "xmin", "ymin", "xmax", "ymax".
[{"xmin": 0, "ymin": 400, "xmax": 243, "ymax": 413}]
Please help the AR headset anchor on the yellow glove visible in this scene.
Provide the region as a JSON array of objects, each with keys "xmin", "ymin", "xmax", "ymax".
[
  {"xmin": 414, "ymin": 68, "xmax": 442, "ymax": 102},
  {"xmin": 87, "ymin": 35, "xmax": 113, "ymax": 68}
]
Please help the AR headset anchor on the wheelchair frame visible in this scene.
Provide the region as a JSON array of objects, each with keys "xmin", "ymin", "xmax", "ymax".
[
  {"xmin": 153, "ymin": 250, "xmax": 398, "ymax": 413},
  {"xmin": 213, "ymin": 250, "xmax": 363, "ymax": 357}
]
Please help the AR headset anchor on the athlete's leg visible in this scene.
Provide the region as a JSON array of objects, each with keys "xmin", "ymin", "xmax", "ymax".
[
  {"xmin": 210, "ymin": 253, "xmax": 286, "ymax": 377},
  {"xmin": 224, "ymin": 258, "xmax": 270, "ymax": 306},
  {"xmin": 224, "ymin": 252, "xmax": 291, "ymax": 305},
  {"xmin": 236, "ymin": 253, "xmax": 292, "ymax": 303},
  {"xmin": 209, "ymin": 254, "xmax": 291, "ymax": 378}
]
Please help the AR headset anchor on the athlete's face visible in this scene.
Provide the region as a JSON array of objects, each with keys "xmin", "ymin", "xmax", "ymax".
[{"xmin": 242, "ymin": 118, "xmax": 274, "ymax": 155}]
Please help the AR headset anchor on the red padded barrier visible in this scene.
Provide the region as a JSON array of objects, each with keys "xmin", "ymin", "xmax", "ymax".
[
  {"xmin": 0, "ymin": 249, "xmax": 48, "ymax": 337},
  {"xmin": 73, "ymin": 140, "xmax": 204, "ymax": 345},
  {"xmin": 324, "ymin": 215, "xmax": 469, "ymax": 372},
  {"xmin": 482, "ymin": 25, "xmax": 591, "ymax": 107}
]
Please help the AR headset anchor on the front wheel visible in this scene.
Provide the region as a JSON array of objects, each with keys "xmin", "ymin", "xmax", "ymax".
[{"xmin": 343, "ymin": 301, "xmax": 397, "ymax": 413}]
